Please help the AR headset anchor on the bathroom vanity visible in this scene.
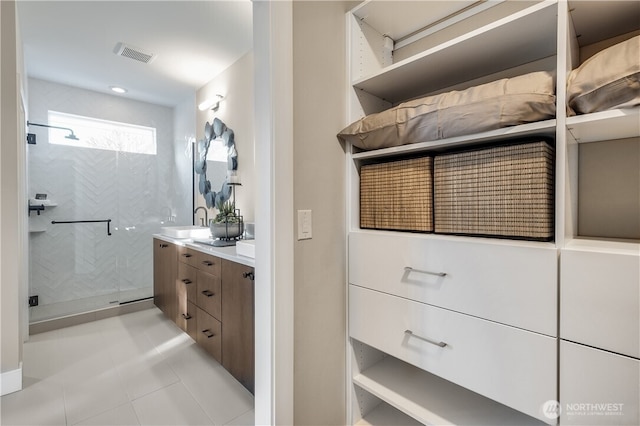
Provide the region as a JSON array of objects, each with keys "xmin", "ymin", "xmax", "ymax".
[{"xmin": 153, "ymin": 235, "xmax": 255, "ymax": 393}]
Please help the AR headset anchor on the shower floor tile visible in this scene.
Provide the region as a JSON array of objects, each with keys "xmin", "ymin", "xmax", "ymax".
[{"xmin": 1, "ymin": 307, "xmax": 255, "ymax": 426}]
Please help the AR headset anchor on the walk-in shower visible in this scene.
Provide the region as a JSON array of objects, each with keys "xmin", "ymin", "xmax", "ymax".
[{"xmin": 27, "ymin": 78, "xmax": 192, "ymax": 324}]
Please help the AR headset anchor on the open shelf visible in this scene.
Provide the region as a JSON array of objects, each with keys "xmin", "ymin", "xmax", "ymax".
[
  {"xmin": 353, "ymin": 356, "xmax": 547, "ymax": 426},
  {"xmin": 566, "ymin": 108, "xmax": 640, "ymax": 144},
  {"xmin": 29, "ymin": 198, "xmax": 57, "ymax": 207},
  {"xmin": 351, "ymin": 119, "xmax": 556, "ymax": 161},
  {"xmin": 354, "ymin": 400, "xmax": 422, "ymax": 426},
  {"xmin": 564, "ymin": 237, "xmax": 640, "ymax": 255},
  {"xmin": 351, "ymin": 1, "xmax": 480, "ymax": 42},
  {"xmin": 352, "ymin": 1, "xmax": 557, "ymax": 102}
]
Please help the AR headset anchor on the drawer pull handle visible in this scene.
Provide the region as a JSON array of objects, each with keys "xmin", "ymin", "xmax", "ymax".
[
  {"xmin": 182, "ymin": 253, "xmax": 192, "ymax": 258},
  {"xmin": 182, "ymin": 279, "xmax": 192, "ymax": 285},
  {"xmin": 201, "ymin": 290, "xmax": 214, "ymax": 297},
  {"xmin": 159, "ymin": 243, "xmax": 168, "ymax": 248},
  {"xmin": 202, "ymin": 260, "xmax": 214, "ymax": 266},
  {"xmin": 182, "ymin": 313, "xmax": 192, "ymax": 320},
  {"xmin": 405, "ymin": 330, "xmax": 447, "ymax": 348},
  {"xmin": 243, "ymin": 271, "xmax": 255, "ymax": 281},
  {"xmin": 404, "ymin": 266, "xmax": 446, "ymax": 277},
  {"xmin": 202, "ymin": 329, "xmax": 215, "ymax": 338}
]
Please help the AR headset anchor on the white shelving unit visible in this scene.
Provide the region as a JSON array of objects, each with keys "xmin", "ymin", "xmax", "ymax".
[
  {"xmin": 566, "ymin": 108, "xmax": 640, "ymax": 144},
  {"xmin": 557, "ymin": 3, "xmax": 640, "ymax": 425},
  {"xmin": 343, "ymin": 0, "xmax": 639, "ymax": 425},
  {"xmin": 351, "ymin": 1, "xmax": 557, "ymax": 103},
  {"xmin": 353, "ymin": 356, "xmax": 543, "ymax": 426}
]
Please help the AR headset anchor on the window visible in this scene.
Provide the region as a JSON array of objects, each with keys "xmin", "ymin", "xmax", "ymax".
[
  {"xmin": 48, "ymin": 111, "xmax": 157, "ymax": 155},
  {"xmin": 206, "ymin": 138, "xmax": 228, "ymax": 163}
]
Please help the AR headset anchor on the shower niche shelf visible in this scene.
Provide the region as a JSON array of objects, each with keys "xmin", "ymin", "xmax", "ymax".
[
  {"xmin": 29, "ymin": 198, "xmax": 57, "ymax": 207},
  {"xmin": 28, "ymin": 199, "xmax": 57, "ymax": 217},
  {"xmin": 29, "ymin": 198, "xmax": 57, "ymax": 231}
]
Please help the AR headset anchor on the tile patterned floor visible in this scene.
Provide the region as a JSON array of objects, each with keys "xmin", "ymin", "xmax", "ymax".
[{"xmin": 0, "ymin": 308, "xmax": 254, "ymax": 426}]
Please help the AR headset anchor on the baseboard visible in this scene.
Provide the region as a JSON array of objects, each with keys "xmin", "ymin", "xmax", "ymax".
[{"xmin": 0, "ymin": 363, "xmax": 23, "ymax": 396}]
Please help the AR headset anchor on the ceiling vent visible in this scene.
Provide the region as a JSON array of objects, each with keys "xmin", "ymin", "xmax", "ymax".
[{"xmin": 114, "ymin": 42, "xmax": 156, "ymax": 64}]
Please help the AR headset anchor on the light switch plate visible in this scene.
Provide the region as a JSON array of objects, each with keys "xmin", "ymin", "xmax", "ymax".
[{"xmin": 298, "ymin": 210, "xmax": 312, "ymax": 240}]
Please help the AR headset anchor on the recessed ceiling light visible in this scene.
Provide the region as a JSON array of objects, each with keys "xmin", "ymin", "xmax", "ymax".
[{"xmin": 110, "ymin": 86, "xmax": 127, "ymax": 94}]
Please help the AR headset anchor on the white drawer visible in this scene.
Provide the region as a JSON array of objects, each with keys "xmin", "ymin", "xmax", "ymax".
[
  {"xmin": 349, "ymin": 232, "xmax": 557, "ymax": 335},
  {"xmin": 349, "ymin": 285, "xmax": 557, "ymax": 424},
  {"xmin": 560, "ymin": 340, "xmax": 639, "ymax": 425},
  {"xmin": 560, "ymin": 249, "xmax": 640, "ymax": 358}
]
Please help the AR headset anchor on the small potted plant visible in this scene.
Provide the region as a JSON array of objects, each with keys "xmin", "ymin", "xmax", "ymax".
[{"xmin": 210, "ymin": 199, "xmax": 244, "ymax": 239}]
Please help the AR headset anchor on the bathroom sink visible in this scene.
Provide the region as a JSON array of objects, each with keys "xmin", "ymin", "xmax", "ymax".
[
  {"xmin": 236, "ymin": 240, "xmax": 255, "ymax": 259},
  {"xmin": 160, "ymin": 226, "xmax": 211, "ymax": 239}
]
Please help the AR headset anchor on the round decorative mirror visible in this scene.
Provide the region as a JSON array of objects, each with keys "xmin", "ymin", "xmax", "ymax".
[{"xmin": 195, "ymin": 117, "xmax": 238, "ymax": 210}]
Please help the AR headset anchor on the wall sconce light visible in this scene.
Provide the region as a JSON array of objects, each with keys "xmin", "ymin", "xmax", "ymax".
[{"xmin": 198, "ymin": 94, "xmax": 224, "ymax": 112}]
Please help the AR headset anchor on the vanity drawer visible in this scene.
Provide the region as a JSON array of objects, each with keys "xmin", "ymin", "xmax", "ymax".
[
  {"xmin": 560, "ymin": 340, "xmax": 639, "ymax": 425},
  {"xmin": 349, "ymin": 232, "xmax": 557, "ymax": 335},
  {"xmin": 177, "ymin": 245, "xmax": 200, "ymax": 268},
  {"xmin": 560, "ymin": 249, "xmax": 639, "ymax": 358},
  {"xmin": 176, "ymin": 263, "xmax": 197, "ymax": 304},
  {"xmin": 196, "ymin": 307, "xmax": 222, "ymax": 363},
  {"xmin": 349, "ymin": 285, "xmax": 557, "ymax": 424},
  {"xmin": 197, "ymin": 270, "xmax": 221, "ymax": 320},
  {"xmin": 196, "ymin": 252, "xmax": 221, "ymax": 276},
  {"xmin": 176, "ymin": 300, "xmax": 198, "ymax": 342}
]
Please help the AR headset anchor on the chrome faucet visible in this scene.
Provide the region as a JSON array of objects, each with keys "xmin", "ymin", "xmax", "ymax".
[{"xmin": 194, "ymin": 206, "xmax": 208, "ymax": 227}]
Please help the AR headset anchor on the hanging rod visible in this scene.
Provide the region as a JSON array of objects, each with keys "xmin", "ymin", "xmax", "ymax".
[{"xmin": 51, "ymin": 219, "xmax": 112, "ymax": 236}]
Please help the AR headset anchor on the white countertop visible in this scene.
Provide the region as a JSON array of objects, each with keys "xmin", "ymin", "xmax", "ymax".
[{"xmin": 153, "ymin": 234, "xmax": 255, "ymax": 268}]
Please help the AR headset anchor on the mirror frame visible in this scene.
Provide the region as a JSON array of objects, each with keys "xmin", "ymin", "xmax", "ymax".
[{"xmin": 195, "ymin": 117, "xmax": 238, "ymax": 209}]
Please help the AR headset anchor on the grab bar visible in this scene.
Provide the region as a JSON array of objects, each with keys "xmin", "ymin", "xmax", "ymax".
[{"xmin": 51, "ymin": 219, "xmax": 112, "ymax": 236}]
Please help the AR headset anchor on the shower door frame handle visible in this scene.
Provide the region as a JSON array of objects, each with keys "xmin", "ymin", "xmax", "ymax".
[{"xmin": 51, "ymin": 219, "xmax": 112, "ymax": 236}]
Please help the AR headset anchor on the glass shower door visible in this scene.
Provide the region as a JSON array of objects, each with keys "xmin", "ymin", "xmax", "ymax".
[
  {"xmin": 28, "ymin": 111, "xmax": 160, "ymax": 322},
  {"xmin": 29, "ymin": 145, "xmax": 121, "ymax": 322}
]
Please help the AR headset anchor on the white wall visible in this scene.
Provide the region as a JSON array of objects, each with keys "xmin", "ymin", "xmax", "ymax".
[
  {"xmin": 251, "ymin": 1, "xmax": 353, "ymax": 422},
  {"xmin": 173, "ymin": 95, "xmax": 196, "ymax": 225},
  {"xmin": 195, "ymin": 52, "xmax": 255, "ymax": 224},
  {"xmin": 1, "ymin": 0, "xmax": 27, "ymax": 395},
  {"xmin": 253, "ymin": 1, "xmax": 294, "ymax": 423},
  {"xmin": 291, "ymin": 1, "xmax": 355, "ymax": 423}
]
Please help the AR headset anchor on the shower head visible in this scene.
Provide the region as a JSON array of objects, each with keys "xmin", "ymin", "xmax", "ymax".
[{"xmin": 27, "ymin": 121, "xmax": 79, "ymax": 141}]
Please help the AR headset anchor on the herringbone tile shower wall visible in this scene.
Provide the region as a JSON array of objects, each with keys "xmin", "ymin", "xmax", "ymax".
[{"xmin": 28, "ymin": 78, "xmax": 191, "ymax": 311}]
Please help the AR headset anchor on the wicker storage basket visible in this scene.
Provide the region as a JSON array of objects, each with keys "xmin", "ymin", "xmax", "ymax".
[
  {"xmin": 360, "ymin": 156, "xmax": 433, "ymax": 232},
  {"xmin": 434, "ymin": 141, "xmax": 554, "ymax": 240}
]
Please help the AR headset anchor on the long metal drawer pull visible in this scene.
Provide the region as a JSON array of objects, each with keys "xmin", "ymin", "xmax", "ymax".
[
  {"xmin": 182, "ymin": 279, "xmax": 192, "ymax": 285},
  {"xmin": 182, "ymin": 253, "xmax": 192, "ymax": 258},
  {"xmin": 405, "ymin": 330, "xmax": 447, "ymax": 347},
  {"xmin": 159, "ymin": 243, "xmax": 168, "ymax": 248},
  {"xmin": 201, "ymin": 290, "xmax": 214, "ymax": 297},
  {"xmin": 202, "ymin": 329, "xmax": 215, "ymax": 338},
  {"xmin": 404, "ymin": 266, "xmax": 446, "ymax": 277},
  {"xmin": 182, "ymin": 313, "xmax": 192, "ymax": 320},
  {"xmin": 201, "ymin": 260, "xmax": 214, "ymax": 266}
]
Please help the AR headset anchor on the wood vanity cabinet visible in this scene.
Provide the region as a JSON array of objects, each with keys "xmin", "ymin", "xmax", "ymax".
[
  {"xmin": 176, "ymin": 262, "xmax": 198, "ymax": 341},
  {"xmin": 222, "ymin": 259, "xmax": 255, "ymax": 393},
  {"xmin": 153, "ymin": 238, "xmax": 177, "ymax": 321},
  {"xmin": 153, "ymin": 238, "xmax": 255, "ymax": 393}
]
